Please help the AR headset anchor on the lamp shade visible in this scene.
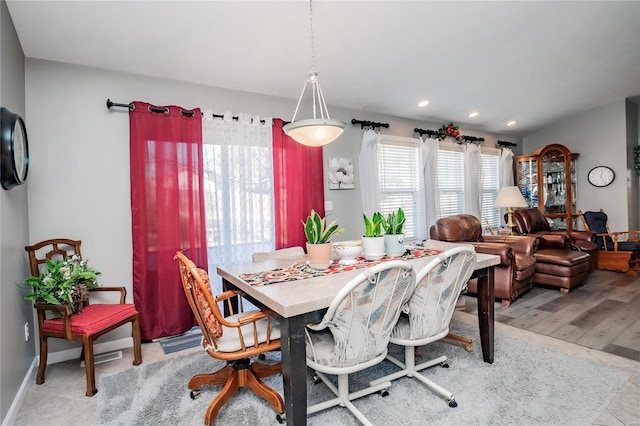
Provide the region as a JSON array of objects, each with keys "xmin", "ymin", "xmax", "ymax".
[
  {"xmin": 494, "ymin": 186, "xmax": 528, "ymax": 208},
  {"xmin": 284, "ymin": 118, "xmax": 346, "ymax": 147}
]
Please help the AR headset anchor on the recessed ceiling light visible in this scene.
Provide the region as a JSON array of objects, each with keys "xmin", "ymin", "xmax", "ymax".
[
  {"xmin": 507, "ymin": 120, "xmax": 517, "ymax": 126},
  {"xmin": 468, "ymin": 111, "xmax": 479, "ymax": 118},
  {"xmin": 418, "ymin": 100, "xmax": 430, "ymax": 107}
]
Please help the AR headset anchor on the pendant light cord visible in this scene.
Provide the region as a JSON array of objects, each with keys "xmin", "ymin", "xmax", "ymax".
[{"xmin": 309, "ymin": 0, "xmax": 315, "ymax": 72}]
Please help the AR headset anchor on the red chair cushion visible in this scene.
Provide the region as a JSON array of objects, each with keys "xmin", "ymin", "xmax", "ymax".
[{"xmin": 42, "ymin": 303, "xmax": 137, "ymax": 335}]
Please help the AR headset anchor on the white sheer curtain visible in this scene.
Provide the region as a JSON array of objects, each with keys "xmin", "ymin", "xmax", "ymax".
[
  {"xmin": 358, "ymin": 129, "xmax": 382, "ymax": 216},
  {"xmin": 498, "ymin": 147, "xmax": 516, "ymax": 223},
  {"xmin": 499, "ymin": 147, "xmax": 515, "ymax": 187},
  {"xmin": 201, "ymin": 110, "xmax": 273, "ymax": 294},
  {"xmin": 420, "ymin": 137, "xmax": 439, "ymax": 239},
  {"xmin": 463, "ymin": 143, "xmax": 483, "ymax": 218}
]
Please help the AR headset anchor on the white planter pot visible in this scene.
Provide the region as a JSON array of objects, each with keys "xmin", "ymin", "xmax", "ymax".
[
  {"xmin": 384, "ymin": 233, "xmax": 405, "ymax": 257},
  {"xmin": 362, "ymin": 236, "xmax": 385, "ymax": 261}
]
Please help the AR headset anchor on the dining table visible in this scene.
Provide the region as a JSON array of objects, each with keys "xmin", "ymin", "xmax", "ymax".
[{"xmin": 217, "ymin": 239, "xmax": 501, "ymax": 425}]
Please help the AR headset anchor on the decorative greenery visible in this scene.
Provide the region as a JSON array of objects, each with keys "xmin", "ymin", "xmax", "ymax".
[
  {"xmin": 302, "ymin": 209, "xmax": 345, "ymax": 244},
  {"xmin": 381, "ymin": 208, "xmax": 406, "ymax": 235},
  {"xmin": 634, "ymin": 146, "xmax": 640, "ymax": 172},
  {"xmin": 23, "ymin": 255, "xmax": 100, "ymax": 310},
  {"xmin": 363, "ymin": 212, "xmax": 384, "ymax": 238},
  {"xmin": 437, "ymin": 122, "xmax": 462, "ymax": 142}
]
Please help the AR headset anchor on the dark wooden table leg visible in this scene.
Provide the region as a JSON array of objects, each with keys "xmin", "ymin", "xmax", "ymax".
[
  {"xmin": 221, "ymin": 278, "xmax": 239, "ymax": 317},
  {"xmin": 280, "ymin": 314, "xmax": 308, "ymax": 425},
  {"xmin": 476, "ymin": 266, "xmax": 495, "ymax": 364}
]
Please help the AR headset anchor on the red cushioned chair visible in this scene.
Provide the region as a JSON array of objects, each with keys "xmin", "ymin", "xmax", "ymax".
[{"xmin": 25, "ymin": 238, "xmax": 142, "ymax": 396}]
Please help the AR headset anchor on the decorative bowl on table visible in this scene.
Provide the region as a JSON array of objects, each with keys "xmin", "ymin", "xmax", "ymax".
[{"xmin": 333, "ymin": 240, "xmax": 363, "ymax": 265}]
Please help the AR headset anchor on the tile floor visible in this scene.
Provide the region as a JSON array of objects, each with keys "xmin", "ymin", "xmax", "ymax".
[{"xmin": 12, "ymin": 312, "xmax": 640, "ymax": 426}]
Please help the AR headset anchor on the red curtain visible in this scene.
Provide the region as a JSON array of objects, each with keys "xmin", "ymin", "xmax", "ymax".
[
  {"xmin": 272, "ymin": 118, "xmax": 325, "ymax": 249},
  {"xmin": 129, "ymin": 102, "xmax": 207, "ymax": 340}
]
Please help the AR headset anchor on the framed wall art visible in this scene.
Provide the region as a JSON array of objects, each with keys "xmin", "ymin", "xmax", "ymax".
[{"xmin": 328, "ymin": 157, "xmax": 354, "ymax": 190}]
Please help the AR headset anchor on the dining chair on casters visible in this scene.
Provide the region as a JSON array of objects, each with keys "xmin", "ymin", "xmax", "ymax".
[
  {"xmin": 175, "ymin": 251, "xmax": 285, "ymax": 425},
  {"xmin": 370, "ymin": 246, "xmax": 476, "ymax": 408},
  {"xmin": 305, "ymin": 260, "xmax": 416, "ymax": 426},
  {"xmin": 24, "ymin": 238, "xmax": 142, "ymax": 397}
]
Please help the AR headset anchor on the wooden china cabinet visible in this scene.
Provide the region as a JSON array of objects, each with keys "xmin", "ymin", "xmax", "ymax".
[{"xmin": 516, "ymin": 143, "xmax": 579, "ymax": 231}]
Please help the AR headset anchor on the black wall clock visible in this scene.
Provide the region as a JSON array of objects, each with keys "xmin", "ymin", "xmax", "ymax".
[
  {"xmin": 587, "ymin": 165, "xmax": 615, "ymax": 188},
  {"xmin": 1, "ymin": 107, "xmax": 29, "ymax": 190}
]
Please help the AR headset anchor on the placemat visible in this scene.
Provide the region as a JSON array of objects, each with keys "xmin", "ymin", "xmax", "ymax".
[{"xmin": 240, "ymin": 247, "xmax": 442, "ymax": 286}]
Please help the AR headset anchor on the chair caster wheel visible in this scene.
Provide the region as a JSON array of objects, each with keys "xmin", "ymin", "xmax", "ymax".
[
  {"xmin": 190, "ymin": 390, "xmax": 200, "ymax": 400},
  {"xmin": 258, "ymin": 353, "xmax": 266, "ymax": 361},
  {"xmin": 440, "ymin": 362, "xmax": 450, "ymax": 368},
  {"xmin": 380, "ymin": 389, "xmax": 389, "ymax": 397},
  {"xmin": 313, "ymin": 375, "xmax": 322, "ymax": 385},
  {"xmin": 276, "ymin": 413, "xmax": 285, "ymax": 424},
  {"xmin": 448, "ymin": 399, "xmax": 457, "ymax": 408},
  {"xmin": 463, "ymin": 344, "xmax": 473, "ymax": 352}
]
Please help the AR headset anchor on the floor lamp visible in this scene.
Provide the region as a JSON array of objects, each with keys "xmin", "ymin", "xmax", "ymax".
[{"xmin": 494, "ymin": 186, "xmax": 528, "ymax": 235}]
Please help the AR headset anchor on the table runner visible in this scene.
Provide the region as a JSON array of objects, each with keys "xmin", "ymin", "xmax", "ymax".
[{"xmin": 240, "ymin": 247, "xmax": 442, "ymax": 286}]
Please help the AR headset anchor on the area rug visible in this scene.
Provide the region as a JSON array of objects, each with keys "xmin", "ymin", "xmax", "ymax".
[
  {"xmin": 96, "ymin": 320, "xmax": 630, "ymax": 426},
  {"xmin": 158, "ymin": 326, "xmax": 202, "ymax": 354}
]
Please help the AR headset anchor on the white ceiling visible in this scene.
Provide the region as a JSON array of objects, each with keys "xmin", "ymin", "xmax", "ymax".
[{"xmin": 6, "ymin": 1, "xmax": 640, "ymax": 137}]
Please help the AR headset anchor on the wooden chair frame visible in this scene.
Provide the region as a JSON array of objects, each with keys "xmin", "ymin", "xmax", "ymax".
[
  {"xmin": 578, "ymin": 209, "xmax": 640, "ymax": 273},
  {"xmin": 25, "ymin": 238, "xmax": 142, "ymax": 397},
  {"xmin": 175, "ymin": 251, "xmax": 284, "ymax": 425}
]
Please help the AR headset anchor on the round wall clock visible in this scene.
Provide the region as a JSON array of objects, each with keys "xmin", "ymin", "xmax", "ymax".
[
  {"xmin": 1, "ymin": 107, "xmax": 29, "ymax": 190},
  {"xmin": 587, "ymin": 165, "xmax": 615, "ymax": 188}
]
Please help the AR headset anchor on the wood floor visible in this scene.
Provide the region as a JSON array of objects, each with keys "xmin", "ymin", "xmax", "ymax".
[{"xmin": 463, "ymin": 268, "xmax": 640, "ymax": 362}]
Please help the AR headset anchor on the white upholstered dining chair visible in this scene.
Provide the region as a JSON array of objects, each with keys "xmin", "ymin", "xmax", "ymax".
[
  {"xmin": 369, "ymin": 246, "xmax": 476, "ymax": 408},
  {"xmin": 251, "ymin": 246, "xmax": 305, "ymax": 262},
  {"xmin": 305, "ymin": 260, "xmax": 416, "ymax": 425}
]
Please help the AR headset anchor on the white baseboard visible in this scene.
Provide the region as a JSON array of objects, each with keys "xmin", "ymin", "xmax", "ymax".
[{"xmin": 2, "ymin": 337, "xmax": 134, "ymax": 426}]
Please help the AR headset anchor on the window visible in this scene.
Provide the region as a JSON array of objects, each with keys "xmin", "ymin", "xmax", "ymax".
[
  {"xmin": 435, "ymin": 142, "xmax": 501, "ymax": 226},
  {"xmin": 376, "ymin": 136, "xmax": 419, "ymax": 239}
]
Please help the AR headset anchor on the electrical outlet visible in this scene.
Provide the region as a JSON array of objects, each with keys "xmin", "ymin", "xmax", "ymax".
[{"xmin": 24, "ymin": 322, "xmax": 29, "ymax": 342}]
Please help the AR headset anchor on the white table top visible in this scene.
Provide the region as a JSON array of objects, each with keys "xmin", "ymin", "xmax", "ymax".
[{"xmin": 217, "ymin": 240, "xmax": 500, "ymax": 318}]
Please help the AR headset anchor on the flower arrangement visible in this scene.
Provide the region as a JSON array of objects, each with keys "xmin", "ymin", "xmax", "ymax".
[
  {"xmin": 437, "ymin": 123, "xmax": 462, "ymax": 142},
  {"xmin": 23, "ymin": 255, "xmax": 100, "ymax": 312}
]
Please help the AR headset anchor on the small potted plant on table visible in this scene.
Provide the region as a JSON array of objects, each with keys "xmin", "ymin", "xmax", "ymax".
[
  {"xmin": 382, "ymin": 208, "xmax": 406, "ymax": 256},
  {"xmin": 362, "ymin": 212, "xmax": 385, "ymax": 261},
  {"xmin": 302, "ymin": 209, "xmax": 344, "ymax": 269}
]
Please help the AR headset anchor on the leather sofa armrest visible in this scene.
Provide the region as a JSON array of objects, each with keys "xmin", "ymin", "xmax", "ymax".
[
  {"xmin": 482, "ymin": 235, "xmax": 537, "ymax": 256},
  {"xmin": 469, "ymin": 242, "xmax": 513, "ymax": 265},
  {"xmin": 538, "ymin": 233, "xmax": 570, "ymax": 249},
  {"xmin": 567, "ymin": 230, "xmax": 595, "ymax": 243}
]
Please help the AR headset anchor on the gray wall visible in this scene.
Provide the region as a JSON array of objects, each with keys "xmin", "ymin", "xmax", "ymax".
[
  {"xmin": 522, "ymin": 100, "xmax": 637, "ymax": 231},
  {"xmin": 0, "ymin": 0, "xmax": 32, "ymax": 423}
]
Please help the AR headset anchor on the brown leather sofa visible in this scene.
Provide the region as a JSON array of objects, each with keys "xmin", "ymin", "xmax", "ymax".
[
  {"xmin": 430, "ymin": 214, "xmax": 537, "ymax": 307},
  {"xmin": 510, "ymin": 208, "xmax": 595, "ymax": 293}
]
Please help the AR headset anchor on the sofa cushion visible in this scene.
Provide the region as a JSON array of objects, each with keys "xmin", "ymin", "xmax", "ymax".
[{"xmin": 534, "ymin": 248, "xmax": 590, "ymax": 267}]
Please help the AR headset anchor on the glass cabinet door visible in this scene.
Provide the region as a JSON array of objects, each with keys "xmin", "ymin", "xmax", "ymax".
[
  {"xmin": 515, "ymin": 144, "xmax": 578, "ymax": 232},
  {"xmin": 517, "ymin": 158, "xmax": 538, "ymax": 208}
]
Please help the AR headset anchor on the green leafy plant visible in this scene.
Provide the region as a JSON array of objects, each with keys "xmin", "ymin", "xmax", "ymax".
[
  {"xmin": 23, "ymin": 255, "xmax": 100, "ymax": 310},
  {"xmin": 302, "ymin": 209, "xmax": 345, "ymax": 244},
  {"xmin": 382, "ymin": 208, "xmax": 406, "ymax": 235},
  {"xmin": 363, "ymin": 212, "xmax": 384, "ymax": 237}
]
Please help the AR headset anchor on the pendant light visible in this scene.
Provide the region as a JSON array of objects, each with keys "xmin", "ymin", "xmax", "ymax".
[{"xmin": 283, "ymin": 0, "xmax": 346, "ymax": 147}]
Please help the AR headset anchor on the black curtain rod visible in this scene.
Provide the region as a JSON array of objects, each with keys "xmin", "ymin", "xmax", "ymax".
[
  {"xmin": 497, "ymin": 140, "xmax": 517, "ymax": 147},
  {"xmin": 351, "ymin": 118, "xmax": 390, "ymax": 129},
  {"xmin": 105, "ymin": 99, "xmax": 266, "ymax": 123},
  {"xmin": 413, "ymin": 127, "xmax": 485, "ymax": 143}
]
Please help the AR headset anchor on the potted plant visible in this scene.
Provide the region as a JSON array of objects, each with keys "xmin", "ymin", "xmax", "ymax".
[
  {"xmin": 302, "ymin": 209, "xmax": 344, "ymax": 268},
  {"xmin": 362, "ymin": 212, "xmax": 385, "ymax": 261},
  {"xmin": 382, "ymin": 208, "xmax": 406, "ymax": 256},
  {"xmin": 23, "ymin": 255, "xmax": 100, "ymax": 313}
]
